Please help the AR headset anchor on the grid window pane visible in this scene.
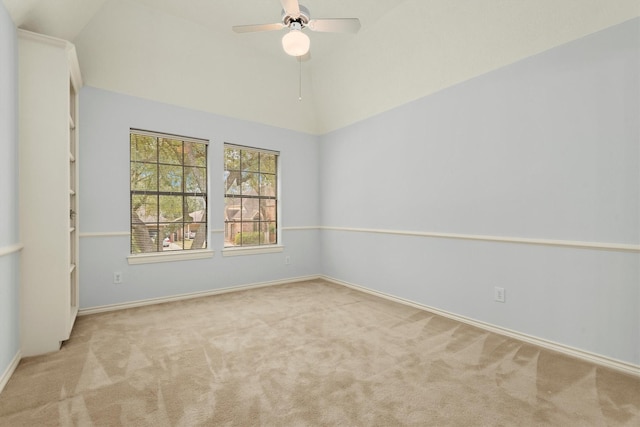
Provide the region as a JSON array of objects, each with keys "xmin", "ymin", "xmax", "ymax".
[
  {"xmin": 132, "ymin": 194, "xmax": 158, "ymax": 223},
  {"xmin": 240, "ymin": 172, "xmax": 258, "ymax": 195},
  {"xmin": 242, "ymin": 197, "xmax": 259, "ymax": 222},
  {"xmin": 264, "ymin": 222, "xmax": 277, "ymax": 244},
  {"xmin": 158, "ymin": 138, "xmax": 183, "ymax": 165},
  {"xmin": 261, "ymin": 153, "xmax": 276, "ymax": 174},
  {"xmin": 259, "ymin": 173, "xmax": 276, "ymax": 197},
  {"xmin": 224, "ymin": 148, "xmax": 240, "ymax": 171},
  {"xmin": 159, "ymin": 195, "xmax": 183, "ymax": 222},
  {"xmin": 159, "ymin": 223, "xmax": 182, "ymax": 251},
  {"xmin": 131, "ymin": 162, "xmax": 157, "ymax": 191},
  {"xmin": 224, "ymin": 145, "xmax": 278, "ymax": 248},
  {"xmin": 186, "ymin": 196, "xmax": 207, "ymax": 220},
  {"xmin": 241, "ymin": 150, "xmax": 260, "ymax": 172},
  {"xmin": 130, "ymin": 134, "xmax": 156, "ymax": 162},
  {"xmin": 185, "ymin": 142, "xmax": 207, "ymax": 167},
  {"xmin": 130, "ymin": 130, "xmax": 208, "ymax": 254},
  {"xmin": 159, "ymin": 165, "xmax": 183, "ymax": 192},
  {"xmin": 260, "ymin": 199, "xmax": 276, "ymax": 221},
  {"xmin": 185, "ymin": 167, "xmax": 206, "ymax": 193}
]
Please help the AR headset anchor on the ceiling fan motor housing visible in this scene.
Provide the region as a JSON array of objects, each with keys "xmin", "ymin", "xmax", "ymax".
[{"xmin": 282, "ymin": 5, "xmax": 310, "ymax": 27}]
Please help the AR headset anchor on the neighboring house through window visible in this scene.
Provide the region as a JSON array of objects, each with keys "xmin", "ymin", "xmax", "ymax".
[
  {"xmin": 130, "ymin": 129, "xmax": 208, "ymax": 253},
  {"xmin": 224, "ymin": 144, "xmax": 278, "ymax": 247}
]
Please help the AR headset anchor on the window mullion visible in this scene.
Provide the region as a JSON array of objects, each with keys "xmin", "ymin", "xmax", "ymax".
[
  {"xmin": 182, "ymin": 141, "xmax": 185, "ymax": 248},
  {"xmin": 155, "ymin": 137, "xmax": 160, "ymax": 252}
]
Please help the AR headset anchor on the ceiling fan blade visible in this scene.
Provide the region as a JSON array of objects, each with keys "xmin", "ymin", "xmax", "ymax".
[
  {"xmin": 232, "ymin": 23, "xmax": 285, "ymax": 33},
  {"xmin": 307, "ymin": 18, "xmax": 361, "ymax": 33},
  {"xmin": 280, "ymin": 0, "xmax": 301, "ymax": 18}
]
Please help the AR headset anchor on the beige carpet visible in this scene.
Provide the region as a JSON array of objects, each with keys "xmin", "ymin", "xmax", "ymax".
[{"xmin": 0, "ymin": 279, "xmax": 638, "ymax": 426}]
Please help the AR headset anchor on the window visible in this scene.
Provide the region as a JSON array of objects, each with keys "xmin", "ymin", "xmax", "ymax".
[
  {"xmin": 224, "ymin": 144, "xmax": 278, "ymax": 247},
  {"xmin": 130, "ymin": 129, "xmax": 208, "ymax": 254}
]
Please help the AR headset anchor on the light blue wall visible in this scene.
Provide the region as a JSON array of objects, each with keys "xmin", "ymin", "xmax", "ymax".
[
  {"xmin": 0, "ymin": 2, "xmax": 20, "ymax": 379},
  {"xmin": 79, "ymin": 87, "xmax": 320, "ymax": 308},
  {"xmin": 319, "ymin": 18, "xmax": 640, "ymax": 364},
  {"xmin": 78, "ymin": 19, "xmax": 639, "ymax": 366}
]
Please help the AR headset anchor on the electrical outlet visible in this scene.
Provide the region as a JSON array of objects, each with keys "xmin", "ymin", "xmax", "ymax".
[
  {"xmin": 113, "ymin": 272, "xmax": 123, "ymax": 284},
  {"xmin": 285, "ymin": 256, "xmax": 291, "ymax": 265},
  {"xmin": 494, "ymin": 286, "xmax": 505, "ymax": 303}
]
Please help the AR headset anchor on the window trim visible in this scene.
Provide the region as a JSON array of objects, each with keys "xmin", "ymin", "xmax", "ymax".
[
  {"xmin": 221, "ymin": 245, "xmax": 284, "ymax": 257},
  {"xmin": 224, "ymin": 143, "xmax": 277, "ymax": 155},
  {"xmin": 127, "ymin": 249, "xmax": 214, "ymax": 265},
  {"xmin": 131, "ymin": 128, "xmax": 209, "ymax": 146}
]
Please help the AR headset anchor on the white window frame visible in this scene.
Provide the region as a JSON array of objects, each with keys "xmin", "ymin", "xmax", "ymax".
[
  {"xmin": 223, "ymin": 143, "xmax": 282, "ymax": 257},
  {"xmin": 128, "ymin": 129, "xmax": 213, "ymax": 265}
]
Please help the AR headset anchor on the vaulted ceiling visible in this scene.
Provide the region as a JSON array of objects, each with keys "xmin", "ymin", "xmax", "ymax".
[{"xmin": 4, "ymin": 0, "xmax": 638, "ymax": 134}]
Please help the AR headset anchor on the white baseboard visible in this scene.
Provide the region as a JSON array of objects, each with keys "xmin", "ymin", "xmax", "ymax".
[
  {"xmin": 0, "ymin": 351, "xmax": 21, "ymax": 395},
  {"xmin": 321, "ymin": 276, "xmax": 640, "ymax": 378},
  {"xmin": 78, "ymin": 275, "xmax": 321, "ymax": 316}
]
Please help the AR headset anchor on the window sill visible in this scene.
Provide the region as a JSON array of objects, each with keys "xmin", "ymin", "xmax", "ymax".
[
  {"xmin": 128, "ymin": 250, "xmax": 214, "ymax": 265},
  {"xmin": 222, "ymin": 245, "xmax": 284, "ymax": 257}
]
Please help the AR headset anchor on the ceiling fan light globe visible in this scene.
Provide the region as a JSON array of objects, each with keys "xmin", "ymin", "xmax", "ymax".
[{"xmin": 282, "ymin": 30, "xmax": 310, "ymax": 56}]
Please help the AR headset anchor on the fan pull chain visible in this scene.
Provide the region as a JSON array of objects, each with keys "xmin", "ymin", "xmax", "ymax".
[{"xmin": 298, "ymin": 56, "xmax": 302, "ymax": 101}]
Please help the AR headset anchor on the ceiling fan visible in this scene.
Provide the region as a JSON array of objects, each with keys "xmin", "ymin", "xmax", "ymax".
[{"xmin": 232, "ymin": 0, "xmax": 361, "ymax": 57}]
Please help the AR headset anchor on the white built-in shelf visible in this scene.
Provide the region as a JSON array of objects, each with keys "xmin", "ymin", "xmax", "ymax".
[{"xmin": 19, "ymin": 28, "xmax": 83, "ymax": 357}]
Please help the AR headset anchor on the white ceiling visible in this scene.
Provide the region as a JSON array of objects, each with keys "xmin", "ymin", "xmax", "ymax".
[{"xmin": 4, "ymin": 0, "xmax": 639, "ymax": 134}]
